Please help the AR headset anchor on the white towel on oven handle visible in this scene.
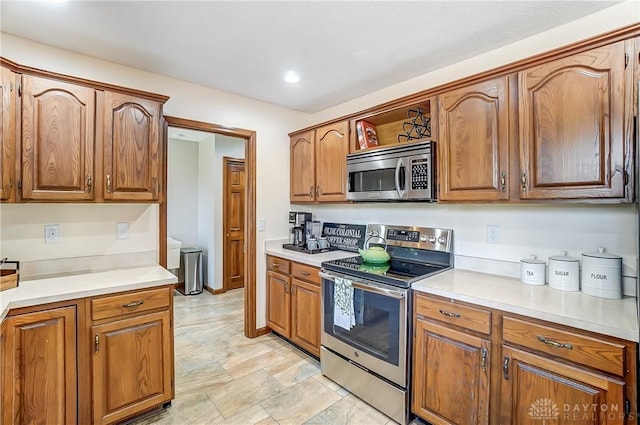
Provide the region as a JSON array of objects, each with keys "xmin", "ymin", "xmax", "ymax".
[{"xmin": 333, "ymin": 276, "xmax": 355, "ymax": 330}]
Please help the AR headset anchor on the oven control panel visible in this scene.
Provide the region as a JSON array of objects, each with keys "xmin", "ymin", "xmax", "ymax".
[{"xmin": 367, "ymin": 224, "xmax": 452, "ymax": 253}]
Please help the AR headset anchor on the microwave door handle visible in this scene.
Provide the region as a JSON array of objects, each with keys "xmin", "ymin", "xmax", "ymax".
[{"xmin": 395, "ymin": 158, "xmax": 406, "ymax": 198}]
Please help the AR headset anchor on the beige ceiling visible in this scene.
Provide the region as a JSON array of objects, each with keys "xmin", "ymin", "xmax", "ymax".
[{"xmin": 0, "ymin": 1, "xmax": 623, "ymax": 113}]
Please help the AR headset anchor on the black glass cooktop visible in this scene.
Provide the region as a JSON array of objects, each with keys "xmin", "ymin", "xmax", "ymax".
[{"xmin": 322, "ymin": 255, "xmax": 449, "ymax": 288}]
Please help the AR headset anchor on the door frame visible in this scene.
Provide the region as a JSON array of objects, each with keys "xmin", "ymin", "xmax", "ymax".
[
  {"xmin": 222, "ymin": 156, "xmax": 245, "ymax": 292},
  {"xmin": 161, "ymin": 116, "xmax": 258, "ymax": 338}
]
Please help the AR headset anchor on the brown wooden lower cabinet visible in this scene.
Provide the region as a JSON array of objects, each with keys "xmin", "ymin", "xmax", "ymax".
[
  {"xmin": 412, "ymin": 292, "xmax": 638, "ymax": 425},
  {"xmin": 500, "ymin": 346, "xmax": 626, "ymax": 425},
  {"xmin": 0, "ymin": 285, "xmax": 174, "ymax": 425},
  {"xmin": 2, "ymin": 306, "xmax": 77, "ymax": 425},
  {"xmin": 92, "ymin": 310, "xmax": 173, "ymax": 424},
  {"xmin": 266, "ymin": 256, "xmax": 321, "ymax": 357}
]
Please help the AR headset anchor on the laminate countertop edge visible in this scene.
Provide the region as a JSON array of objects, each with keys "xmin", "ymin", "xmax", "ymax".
[
  {"xmin": 0, "ymin": 265, "xmax": 178, "ymax": 321},
  {"xmin": 412, "ymin": 268, "xmax": 639, "ymax": 343}
]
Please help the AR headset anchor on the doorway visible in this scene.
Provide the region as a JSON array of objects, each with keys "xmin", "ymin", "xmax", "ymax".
[
  {"xmin": 160, "ymin": 116, "xmax": 258, "ymax": 338},
  {"xmin": 223, "ymin": 157, "xmax": 245, "ymax": 291}
]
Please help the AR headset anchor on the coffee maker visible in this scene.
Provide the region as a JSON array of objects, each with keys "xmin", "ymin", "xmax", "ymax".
[{"xmin": 288, "ymin": 211, "xmax": 312, "ymax": 247}]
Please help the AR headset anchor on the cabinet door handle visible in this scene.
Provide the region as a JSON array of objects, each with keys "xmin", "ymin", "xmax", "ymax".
[
  {"xmin": 122, "ymin": 301, "xmax": 144, "ymax": 308},
  {"xmin": 503, "ymin": 356, "xmax": 510, "ymax": 380},
  {"xmin": 480, "ymin": 348, "xmax": 488, "ymax": 372},
  {"xmin": 106, "ymin": 174, "xmax": 112, "ymax": 193},
  {"xmin": 86, "ymin": 174, "xmax": 92, "ymax": 193},
  {"xmin": 500, "ymin": 172, "xmax": 506, "ymax": 192},
  {"xmin": 537, "ymin": 336, "xmax": 573, "ymax": 350},
  {"xmin": 309, "ymin": 186, "xmax": 314, "ymax": 197},
  {"xmin": 94, "ymin": 334, "xmax": 100, "ymax": 353},
  {"xmin": 316, "ymin": 185, "xmax": 321, "ymax": 197},
  {"xmin": 520, "ymin": 170, "xmax": 527, "ymax": 191},
  {"xmin": 438, "ymin": 309, "xmax": 461, "ymax": 318}
]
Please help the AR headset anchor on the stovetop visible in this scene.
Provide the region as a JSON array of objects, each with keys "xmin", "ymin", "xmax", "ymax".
[
  {"xmin": 321, "ymin": 255, "xmax": 450, "ymax": 288},
  {"xmin": 321, "ymin": 224, "xmax": 454, "ymax": 288}
]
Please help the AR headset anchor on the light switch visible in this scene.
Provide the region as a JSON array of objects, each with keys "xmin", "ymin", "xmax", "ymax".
[
  {"xmin": 116, "ymin": 222, "xmax": 129, "ymax": 240},
  {"xmin": 258, "ymin": 218, "xmax": 266, "ymax": 232}
]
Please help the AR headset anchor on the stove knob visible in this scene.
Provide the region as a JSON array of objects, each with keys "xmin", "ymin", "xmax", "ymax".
[
  {"xmin": 437, "ymin": 236, "xmax": 447, "ymax": 244},
  {"xmin": 428, "ymin": 235, "xmax": 436, "ymax": 243},
  {"xmin": 420, "ymin": 236, "xmax": 427, "ymax": 242}
]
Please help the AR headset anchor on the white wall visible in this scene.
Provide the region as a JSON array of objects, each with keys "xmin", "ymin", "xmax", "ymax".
[
  {"xmin": 213, "ymin": 135, "xmax": 245, "ymax": 290},
  {"xmin": 167, "ymin": 138, "xmax": 200, "ymax": 246},
  {"xmin": 197, "ymin": 136, "xmax": 216, "ymax": 286},
  {"xmin": 0, "ymin": 204, "xmax": 158, "ymax": 261}
]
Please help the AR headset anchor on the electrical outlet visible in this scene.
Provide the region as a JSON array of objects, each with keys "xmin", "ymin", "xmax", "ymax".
[
  {"xmin": 44, "ymin": 224, "xmax": 60, "ymax": 244},
  {"xmin": 116, "ymin": 222, "xmax": 129, "ymax": 240},
  {"xmin": 487, "ymin": 225, "xmax": 500, "ymax": 244}
]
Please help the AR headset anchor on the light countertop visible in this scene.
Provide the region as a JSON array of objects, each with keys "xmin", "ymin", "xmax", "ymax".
[
  {"xmin": 0, "ymin": 265, "xmax": 177, "ymax": 321},
  {"xmin": 265, "ymin": 243, "xmax": 356, "ymax": 267},
  {"xmin": 412, "ymin": 269, "xmax": 639, "ymax": 343}
]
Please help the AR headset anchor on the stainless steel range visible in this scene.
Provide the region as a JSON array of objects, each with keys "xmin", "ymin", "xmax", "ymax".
[{"xmin": 320, "ymin": 224, "xmax": 453, "ymax": 425}]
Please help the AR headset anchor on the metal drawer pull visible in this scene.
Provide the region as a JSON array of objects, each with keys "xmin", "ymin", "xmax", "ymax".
[
  {"xmin": 439, "ymin": 309, "xmax": 461, "ymax": 318},
  {"xmin": 537, "ymin": 336, "xmax": 573, "ymax": 350},
  {"xmin": 301, "ymin": 271, "xmax": 310, "ymax": 276},
  {"xmin": 272, "ymin": 263, "xmax": 280, "ymax": 268},
  {"xmin": 122, "ymin": 301, "xmax": 144, "ymax": 308}
]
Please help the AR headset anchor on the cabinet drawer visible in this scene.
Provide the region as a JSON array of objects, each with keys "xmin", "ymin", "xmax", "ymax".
[
  {"xmin": 414, "ymin": 293, "xmax": 491, "ymax": 334},
  {"xmin": 291, "ymin": 262, "xmax": 320, "ymax": 285},
  {"xmin": 91, "ymin": 287, "xmax": 170, "ymax": 321},
  {"xmin": 502, "ymin": 316, "xmax": 625, "ymax": 376},
  {"xmin": 267, "ymin": 255, "xmax": 290, "ymax": 274}
]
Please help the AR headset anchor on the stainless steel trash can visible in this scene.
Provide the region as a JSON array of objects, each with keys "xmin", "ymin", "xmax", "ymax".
[{"xmin": 177, "ymin": 247, "xmax": 203, "ymax": 295}]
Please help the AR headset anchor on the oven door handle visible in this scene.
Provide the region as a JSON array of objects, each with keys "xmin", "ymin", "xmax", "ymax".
[{"xmin": 319, "ymin": 271, "xmax": 406, "ymax": 299}]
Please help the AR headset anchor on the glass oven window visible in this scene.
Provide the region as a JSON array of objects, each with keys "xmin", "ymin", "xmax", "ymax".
[{"xmin": 323, "ymin": 279, "xmax": 401, "ymax": 366}]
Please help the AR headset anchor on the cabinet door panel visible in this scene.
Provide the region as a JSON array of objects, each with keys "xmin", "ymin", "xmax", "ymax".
[
  {"xmin": 21, "ymin": 75, "xmax": 95, "ymax": 200},
  {"xmin": 103, "ymin": 91, "xmax": 160, "ymax": 201},
  {"xmin": 92, "ymin": 310, "xmax": 172, "ymax": 425},
  {"xmin": 315, "ymin": 121, "xmax": 348, "ymax": 202},
  {"xmin": 266, "ymin": 270, "xmax": 291, "ymax": 337},
  {"xmin": 500, "ymin": 346, "xmax": 626, "ymax": 425},
  {"xmin": 2, "ymin": 306, "xmax": 77, "ymax": 425},
  {"xmin": 291, "ymin": 278, "xmax": 320, "ymax": 356},
  {"xmin": 412, "ymin": 318, "xmax": 490, "ymax": 425},
  {"xmin": 290, "ymin": 131, "xmax": 315, "ymax": 202},
  {"xmin": 519, "ymin": 41, "xmax": 629, "ymax": 200},
  {"xmin": 0, "ymin": 67, "xmax": 15, "ymax": 202},
  {"xmin": 438, "ymin": 76, "xmax": 511, "ymax": 201}
]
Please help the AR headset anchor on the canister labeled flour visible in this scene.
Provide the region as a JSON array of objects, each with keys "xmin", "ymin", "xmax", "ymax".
[{"xmin": 581, "ymin": 247, "xmax": 622, "ymax": 299}]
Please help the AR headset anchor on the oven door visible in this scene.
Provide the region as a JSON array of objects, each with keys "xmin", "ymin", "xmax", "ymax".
[
  {"xmin": 319, "ymin": 271, "xmax": 408, "ymax": 387},
  {"xmin": 347, "ymin": 157, "xmax": 408, "ymax": 201}
]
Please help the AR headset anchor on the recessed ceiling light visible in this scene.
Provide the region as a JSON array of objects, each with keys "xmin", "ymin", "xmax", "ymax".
[{"xmin": 284, "ymin": 70, "xmax": 300, "ymax": 84}]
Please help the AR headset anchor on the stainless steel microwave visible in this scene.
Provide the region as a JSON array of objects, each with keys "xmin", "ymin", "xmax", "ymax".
[{"xmin": 346, "ymin": 140, "xmax": 436, "ymax": 202}]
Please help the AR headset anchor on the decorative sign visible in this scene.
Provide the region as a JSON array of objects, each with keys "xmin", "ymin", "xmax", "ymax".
[{"xmin": 322, "ymin": 222, "xmax": 366, "ymax": 252}]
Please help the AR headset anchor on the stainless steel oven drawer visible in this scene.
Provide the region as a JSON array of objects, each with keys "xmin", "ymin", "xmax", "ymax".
[{"xmin": 321, "ymin": 346, "xmax": 408, "ymax": 425}]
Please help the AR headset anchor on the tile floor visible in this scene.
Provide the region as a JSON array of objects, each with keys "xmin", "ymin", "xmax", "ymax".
[{"xmin": 133, "ymin": 289, "xmax": 409, "ymax": 425}]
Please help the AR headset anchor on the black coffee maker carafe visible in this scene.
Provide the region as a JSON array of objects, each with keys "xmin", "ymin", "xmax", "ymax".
[{"xmin": 289, "ymin": 211, "xmax": 312, "ymax": 247}]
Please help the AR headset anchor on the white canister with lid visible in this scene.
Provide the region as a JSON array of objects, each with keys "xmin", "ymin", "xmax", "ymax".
[
  {"xmin": 520, "ymin": 255, "xmax": 546, "ymax": 285},
  {"xmin": 581, "ymin": 247, "xmax": 622, "ymax": 299},
  {"xmin": 548, "ymin": 250, "xmax": 580, "ymax": 291}
]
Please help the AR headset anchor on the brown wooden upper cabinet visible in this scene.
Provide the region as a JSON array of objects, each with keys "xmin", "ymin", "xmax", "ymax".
[
  {"xmin": 103, "ymin": 91, "xmax": 161, "ymax": 201},
  {"xmin": 437, "ymin": 75, "xmax": 512, "ymax": 201},
  {"xmin": 518, "ymin": 41, "xmax": 632, "ymax": 201},
  {"xmin": 290, "ymin": 120, "xmax": 348, "ymax": 203},
  {"xmin": 12, "ymin": 70, "xmax": 165, "ymax": 203},
  {"xmin": 21, "ymin": 74, "xmax": 96, "ymax": 201},
  {"xmin": 0, "ymin": 65, "xmax": 16, "ymax": 202}
]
